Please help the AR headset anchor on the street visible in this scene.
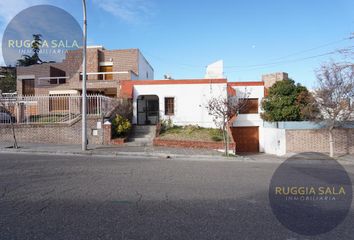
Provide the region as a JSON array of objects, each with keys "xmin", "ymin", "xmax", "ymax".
[{"xmin": 0, "ymin": 153, "xmax": 354, "ymax": 240}]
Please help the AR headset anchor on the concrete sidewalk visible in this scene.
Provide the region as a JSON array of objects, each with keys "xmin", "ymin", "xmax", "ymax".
[
  {"xmin": 1, "ymin": 142, "xmax": 353, "ymax": 164},
  {"xmin": 0, "ymin": 142, "xmax": 241, "ymax": 160}
]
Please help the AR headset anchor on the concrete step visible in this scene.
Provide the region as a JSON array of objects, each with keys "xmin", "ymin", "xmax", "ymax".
[
  {"xmin": 128, "ymin": 138, "xmax": 152, "ymax": 143},
  {"xmin": 130, "ymin": 133, "xmax": 155, "ymax": 138},
  {"xmin": 125, "ymin": 141, "xmax": 153, "ymax": 147},
  {"xmin": 127, "ymin": 125, "xmax": 156, "ymax": 146},
  {"xmin": 132, "ymin": 126, "xmax": 156, "ymax": 134}
]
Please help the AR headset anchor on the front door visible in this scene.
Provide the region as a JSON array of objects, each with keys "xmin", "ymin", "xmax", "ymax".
[{"xmin": 137, "ymin": 96, "xmax": 159, "ymax": 125}]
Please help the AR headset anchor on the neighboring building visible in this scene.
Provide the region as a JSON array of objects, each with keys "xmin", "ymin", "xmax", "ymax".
[{"xmin": 16, "ymin": 46, "xmax": 154, "ymax": 97}]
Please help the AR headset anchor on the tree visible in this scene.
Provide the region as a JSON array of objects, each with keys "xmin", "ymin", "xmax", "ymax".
[
  {"xmin": 17, "ymin": 34, "xmax": 44, "ymax": 66},
  {"xmin": 0, "ymin": 93, "xmax": 18, "ymax": 148},
  {"xmin": 315, "ymin": 62, "xmax": 354, "ymax": 157},
  {"xmin": 206, "ymin": 94, "xmax": 248, "ymax": 156},
  {"xmin": 261, "ymin": 79, "xmax": 318, "ymax": 121},
  {"xmin": 0, "ymin": 71, "xmax": 16, "ymax": 93}
]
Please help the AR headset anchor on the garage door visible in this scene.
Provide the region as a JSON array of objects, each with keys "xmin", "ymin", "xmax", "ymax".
[{"xmin": 231, "ymin": 127, "xmax": 259, "ymax": 153}]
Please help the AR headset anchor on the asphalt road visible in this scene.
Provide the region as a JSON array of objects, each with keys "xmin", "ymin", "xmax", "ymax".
[{"xmin": 0, "ymin": 153, "xmax": 354, "ymax": 240}]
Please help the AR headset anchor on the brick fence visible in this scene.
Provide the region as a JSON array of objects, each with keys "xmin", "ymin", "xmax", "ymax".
[
  {"xmin": 286, "ymin": 129, "xmax": 354, "ymax": 155},
  {"xmin": 0, "ymin": 116, "xmax": 105, "ymax": 145},
  {"xmin": 153, "ymin": 138, "xmax": 235, "ymax": 150}
]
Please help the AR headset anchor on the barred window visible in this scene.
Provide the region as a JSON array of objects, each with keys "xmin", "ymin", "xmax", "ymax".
[{"xmin": 165, "ymin": 97, "xmax": 174, "ymax": 115}]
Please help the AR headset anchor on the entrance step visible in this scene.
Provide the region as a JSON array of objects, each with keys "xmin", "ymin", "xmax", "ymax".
[{"xmin": 126, "ymin": 125, "xmax": 156, "ymax": 146}]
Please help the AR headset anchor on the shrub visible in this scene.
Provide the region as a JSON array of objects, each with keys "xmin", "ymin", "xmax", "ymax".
[
  {"xmin": 160, "ymin": 118, "xmax": 173, "ymax": 132},
  {"xmin": 112, "ymin": 114, "xmax": 131, "ymax": 138},
  {"xmin": 210, "ymin": 128, "xmax": 224, "ymax": 142},
  {"xmin": 184, "ymin": 125, "xmax": 200, "ymax": 134}
]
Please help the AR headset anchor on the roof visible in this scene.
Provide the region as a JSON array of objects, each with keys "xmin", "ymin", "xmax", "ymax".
[
  {"xmin": 228, "ymin": 81, "xmax": 264, "ymax": 87},
  {"xmin": 120, "ymin": 78, "xmax": 227, "ymax": 98}
]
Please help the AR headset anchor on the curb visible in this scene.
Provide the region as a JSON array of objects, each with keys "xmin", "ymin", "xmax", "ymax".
[{"xmin": 0, "ymin": 148, "xmax": 242, "ymax": 162}]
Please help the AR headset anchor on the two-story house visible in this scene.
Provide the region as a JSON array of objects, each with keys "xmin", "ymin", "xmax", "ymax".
[{"xmin": 16, "ymin": 46, "xmax": 154, "ymax": 97}]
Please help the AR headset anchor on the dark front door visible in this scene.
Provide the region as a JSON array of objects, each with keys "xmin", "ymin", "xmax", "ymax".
[{"xmin": 137, "ymin": 97, "xmax": 159, "ymax": 125}]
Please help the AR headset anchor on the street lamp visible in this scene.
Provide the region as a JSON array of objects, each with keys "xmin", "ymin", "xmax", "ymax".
[{"xmin": 82, "ymin": 0, "xmax": 87, "ymax": 151}]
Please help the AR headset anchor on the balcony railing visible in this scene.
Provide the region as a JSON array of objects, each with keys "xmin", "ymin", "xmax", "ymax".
[
  {"xmin": 80, "ymin": 71, "xmax": 138, "ymax": 81},
  {"xmin": 38, "ymin": 76, "xmax": 69, "ymax": 86}
]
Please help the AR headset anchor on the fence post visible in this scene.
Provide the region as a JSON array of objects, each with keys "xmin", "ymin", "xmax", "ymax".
[{"xmin": 68, "ymin": 95, "xmax": 71, "ymax": 121}]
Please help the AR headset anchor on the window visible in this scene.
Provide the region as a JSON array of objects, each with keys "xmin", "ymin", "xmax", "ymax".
[
  {"xmin": 239, "ymin": 98, "xmax": 259, "ymax": 114},
  {"xmin": 99, "ymin": 66, "xmax": 113, "ymax": 80},
  {"xmin": 22, "ymin": 79, "xmax": 35, "ymax": 96},
  {"xmin": 165, "ymin": 97, "xmax": 174, "ymax": 115}
]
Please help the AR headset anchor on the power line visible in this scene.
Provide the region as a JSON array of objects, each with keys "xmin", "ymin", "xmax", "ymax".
[
  {"xmin": 224, "ymin": 51, "xmax": 338, "ymax": 74},
  {"xmin": 228, "ymin": 45, "xmax": 354, "ymax": 73},
  {"xmin": 143, "ymin": 35, "xmax": 352, "ymax": 71},
  {"xmin": 224, "ymin": 37, "xmax": 351, "ymax": 69}
]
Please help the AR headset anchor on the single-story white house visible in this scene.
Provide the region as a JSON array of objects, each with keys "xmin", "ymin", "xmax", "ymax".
[{"xmin": 121, "ymin": 78, "xmax": 268, "ymax": 153}]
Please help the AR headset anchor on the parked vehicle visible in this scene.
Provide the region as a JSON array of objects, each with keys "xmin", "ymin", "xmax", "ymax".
[{"xmin": 0, "ymin": 110, "xmax": 15, "ymax": 124}]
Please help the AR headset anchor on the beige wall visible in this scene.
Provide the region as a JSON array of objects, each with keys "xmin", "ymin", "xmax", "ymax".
[
  {"xmin": 0, "ymin": 117, "xmax": 105, "ymax": 145},
  {"xmin": 286, "ymin": 129, "xmax": 354, "ymax": 155}
]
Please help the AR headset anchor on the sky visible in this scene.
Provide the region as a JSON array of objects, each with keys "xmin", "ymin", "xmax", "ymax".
[{"xmin": 0, "ymin": 0, "xmax": 353, "ymax": 88}]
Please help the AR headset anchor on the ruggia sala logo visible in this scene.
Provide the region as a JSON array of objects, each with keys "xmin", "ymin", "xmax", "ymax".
[
  {"xmin": 2, "ymin": 5, "xmax": 82, "ymax": 68},
  {"xmin": 269, "ymin": 152, "xmax": 352, "ymax": 236}
]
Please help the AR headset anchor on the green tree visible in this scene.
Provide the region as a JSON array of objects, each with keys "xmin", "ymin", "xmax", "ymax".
[
  {"xmin": 261, "ymin": 79, "xmax": 318, "ymax": 122},
  {"xmin": 0, "ymin": 71, "xmax": 16, "ymax": 93},
  {"xmin": 17, "ymin": 34, "xmax": 44, "ymax": 66}
]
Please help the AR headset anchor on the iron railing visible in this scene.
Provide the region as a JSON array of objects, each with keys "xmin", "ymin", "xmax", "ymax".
[{"xmin": 0, "ymin": 94, "xmax": 119, "ymax": 124}]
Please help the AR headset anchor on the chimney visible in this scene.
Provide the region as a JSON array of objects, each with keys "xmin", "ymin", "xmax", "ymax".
[{"xmin": 262, "ymin": 72, "xmax": 288, "ymax": 88}]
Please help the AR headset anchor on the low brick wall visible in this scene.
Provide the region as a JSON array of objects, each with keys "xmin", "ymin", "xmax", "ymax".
[
  {"xmin": 286, "ymin": 129, "xmax": 354, "ymax": 155},
  {"xmin": 153, "ymin": 138, "xmax": 235, "ymax": 150},
  {"xmin": 102, "ymin": 122, "xmax": 126, "ymax": 145},
  {"xmin": 0, "ymin": 117, "xmax": 105, "ymax": 145}
]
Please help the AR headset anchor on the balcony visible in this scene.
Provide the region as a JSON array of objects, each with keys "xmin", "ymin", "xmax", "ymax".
[
  {"xmin": 80, "ymin": 71, "xmax": 138, "ymax": 81},
  {"xmin": 37, "ymin": 76, "xmax": 69, "ymax": 86}
]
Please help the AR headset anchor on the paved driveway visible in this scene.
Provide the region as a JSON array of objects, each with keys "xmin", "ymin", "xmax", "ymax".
[{"xmin": 0, "ymin": 153, "xmax": 354, "ymax": 239}]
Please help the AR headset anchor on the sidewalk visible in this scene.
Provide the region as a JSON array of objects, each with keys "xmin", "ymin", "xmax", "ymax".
[
  {"xmin": 1, "ymin": 142, "xmax": 352, "ymax": 164},
  {"xmin": 0, "ymin": 142, "xmax": 239, "ymax": 160}
]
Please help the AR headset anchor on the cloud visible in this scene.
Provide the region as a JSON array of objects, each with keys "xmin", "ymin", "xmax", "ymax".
[
  {"xmin": 0, "ymin": 0, "xmax": 48, "ymax": 65},
  {"xmin": 93, "ymin": 0, "xmax": 155, "ymax": 24}
]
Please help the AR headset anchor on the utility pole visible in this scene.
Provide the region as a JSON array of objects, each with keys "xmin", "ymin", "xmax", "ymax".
[{"xmin": 82, "ymin": 0, "xmax": 87, "ymax": 151}]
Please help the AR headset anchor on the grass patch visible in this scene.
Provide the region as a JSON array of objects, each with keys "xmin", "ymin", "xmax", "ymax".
[
  {"xmin": 28, "ymin": 114, "xmax": 72, "ymax": 123},
  {"xmin": 159, "ymin": 125, "xmax": 228, "ymax": 142}
]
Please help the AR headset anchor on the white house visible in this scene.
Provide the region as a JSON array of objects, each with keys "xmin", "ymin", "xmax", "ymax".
[
  {"xmin": 229, "ymin": 82, "xmax": 265, "ymax": 153},
  {"xmin": 121, "ymin": 79, "xmax": 228, "ymax": 128},
  {"xmin": 120, "ymin": 72, "xmax": 288, "ymax": 153}
]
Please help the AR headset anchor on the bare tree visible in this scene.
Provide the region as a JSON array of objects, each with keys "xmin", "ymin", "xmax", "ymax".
[
  {"xmin": 0, "ymin": 92, "xmax": 18, "ymax": 148},
  {"xmin": 206, "ymin": 93, "xmax": 249, "ymax": 156},
  {"xmin": 315, "ymin": 62, "xmax": 354, "ymax": 157}
]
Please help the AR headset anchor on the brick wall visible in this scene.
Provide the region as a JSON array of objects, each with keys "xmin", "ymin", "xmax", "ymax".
[
  {"xmin": 262, "ymin": 72, "xmax": 288, "ymax": 89},
  {"xmin": 153, "ymin": 138, "xmax": 235, "ymax": 150},
  {"xmin": 102, "ymin": 49, "xmax": 139, "ymax": 77},
  {"xmin": 16, "ymin": 48, "xmax": 141, "ymax": 97},
  {"xmin": 286, "ymin": 129, "xmax": 354, "ymax": 155},
  {"xmin": 0, "ymin": 117, "xmax": 105, "ymax": 145}
]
